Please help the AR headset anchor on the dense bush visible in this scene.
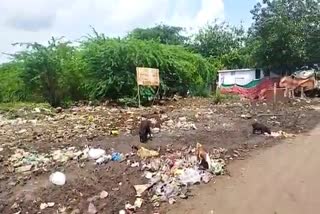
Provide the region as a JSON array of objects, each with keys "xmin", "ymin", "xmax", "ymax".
[
  {"xmin": 12, "ymin": 38, "xmax": 86, "ymax": 107},
  {"xmin": 80, "ymin": 34, "xmax": 215, "ymax": 101},
  {"xmin": 0, "ymin": 34, "xmax": 215, "ymax": 106},
  {"xmin": 0, "ymin": 62, "xmax": 26, "ymax": 102}
]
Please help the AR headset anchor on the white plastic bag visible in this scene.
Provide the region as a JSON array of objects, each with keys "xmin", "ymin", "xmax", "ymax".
[
  {"xmin": 49, "ymin": 171, "xmax": 66, "ymax": 186},
  {"xmin": 88, "ymin": 148, "xmax": 106, "ymax": 160},
  {"xmin": 179, "ymin": 168, "xmax": 201, "ymax": 186}
]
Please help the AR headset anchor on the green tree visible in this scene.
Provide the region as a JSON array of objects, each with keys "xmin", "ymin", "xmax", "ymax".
[
  {"xmin": 127, "ymin": 24, "xmax": 188, "ymax": 45},
  {"xmin": 250, "ymin": 0, "xmax": 320, "ymax": 71},
  {"xmin": 0, "ymin": 61, "xmax": 26, "ymax": 102},
  {"xmin": 191, "ymin": 21, "xmax": 246, "ymax": 58},
  {"xmin": 12, "ymin": 38, "xmax": 85, "ymax": 107}
]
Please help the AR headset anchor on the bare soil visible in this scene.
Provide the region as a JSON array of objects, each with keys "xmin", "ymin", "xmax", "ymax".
[
  {"xmin": 0, "ymin": 98, "xmax": 320, "ymax": 214},
  {"xmin": 164, "ymin": 122, "xmax": 320, "ymax": 214}
]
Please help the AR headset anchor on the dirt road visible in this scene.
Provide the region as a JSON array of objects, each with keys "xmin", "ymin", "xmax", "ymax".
[{"xmin": 166, "ymin": 124, "xmax": 320, "ymax": 214}]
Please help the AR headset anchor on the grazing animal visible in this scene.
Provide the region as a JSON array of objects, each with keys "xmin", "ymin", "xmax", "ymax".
[
  {"xmin": 139, "ymin": 120, "xmax": 152, "ymax": 143},
  {"xmin": 279, "ymin": 76, "xmax": 317, "ymax": 98},
  {"xmin": 252, "ymin": 122, "xmax": 271, "ymax": 135},
  {"xmin": 196, "ymin": 143, "xmax": 210, "ymax": 169}
]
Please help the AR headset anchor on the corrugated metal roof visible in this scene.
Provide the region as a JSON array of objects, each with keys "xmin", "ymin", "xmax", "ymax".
[{"xmin": 218, "ymin": 68, "xmax": 255, "ymax": 73}]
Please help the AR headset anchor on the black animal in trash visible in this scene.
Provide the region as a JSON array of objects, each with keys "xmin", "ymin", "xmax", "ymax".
[
  {"xmin": 252, "ymin": 122, "xmax": 271, "ymax": 135},
  {"xmin": 139, "ymin": 120, "xmax": 152, "ymax": 143}
]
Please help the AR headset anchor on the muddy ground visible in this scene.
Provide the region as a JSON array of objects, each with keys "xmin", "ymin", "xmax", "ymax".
[{"xmin": 0, "ymin": 97, "xmax": 320, "ymax": 214}]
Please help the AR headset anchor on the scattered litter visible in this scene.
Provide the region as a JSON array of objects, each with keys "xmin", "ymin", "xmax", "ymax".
[
  {"xmin": 267, "ymin": 131, "xmax": 295, "ymax": 138},
  {"xmin": 169, "ymin": 198, "xmax": 176, "ymax": 205},
  {"xmin": 144, "ymin": 171, "xmax": 154, "ymax": 179},
  {"xmin": 40, "ymin": 203, "xmax": 46, "ymax": 210},
  {"xmin": 17, "ymin": 129, "xmax": 27, "ymax": 134},
  {"xmin": 33, "ymin": 108, "xmax": 41, "ymax": 113},
  {"xmin": 15, "ymin": 165, "xmax": 32, "ymax": 173},
  {"xmin": 100, "ymin": 191, "xmax": 109, "ymax": 199},
  {"xmin": 240, "ymin": 114, "xmax": 252, "ymax": 119},
  {"xmin": 88, "ymin": 203, "xmax": 97, "ymax": 214},
  {"xmin": 52, "ymin": 148, "xmax": 83, "ymax": 163},
  {"xmin": 2, "ymin": 98, "xmax": 308, "ymax": 213},
  {"xmin": 179, "ymin": 117, "xmax": 187, "ymax": 122},
  {"xmin": 40, "ymin": 202, "xmax": 55, "ymax": 210},
  {"xmin": 11, "ymin": 202, "xmax": 19, "ymax": 209},
  {"xmin": 56, "ymin": 107, "xmax": 63, "ymax": 113},
  {"xmin": 209, "ymin": 159, "xmax": 225, "ymax": 175},
  {"xmin": 88, "ymin": 148, "xmax": 106, "ymax": 160},
  {"xmin": 112, "ymin": 187, "xmax": 120, "ymax": 191},
  {"xmin": 96, "ymin": 155, "xmax": 112, "ymax": 165},
  {"xmin": 134, "ymin": 184, "xmax": 150, "ymax": 197},
  {"xmin": 131, "ymin": 162, "xmax": 140, "ymax": 168},
  {"xmin": 134, "ymin": 198, "xmax": 143, "ymax": 208},
  {"xmin": 125, "ymin": 202, "xmax": 136, "ymax": 211},
  {"xmin": 111, "ymin": 152, "xmax": 124, "ymax": 162},
  {"xmin": 49, "ymin": 172, "xmax": 66, "ymax": 186},
  {"xmin": 191, "ymin": 124, "xmax": 197, "ymax": 130},
  {"xmin": 201, "ymin": 172, "xmax": 213, "ymax": 184},
  {"xmin": 152, "ymin": 127, "xmax": 160, "ymax": 133},
  {"xmin": 149, "ymin": 158, "xmax": 161, "ymax": 171},
  {"xmin": 137, "ymin": 147, "xmax": 159, "ymax": 159},
  {"xmin": 179, "ymin": 168, "xmax": 201, "ymax": 186},
  {"xmin": 162, "ymin": 117, "xmax": 198, "ymax": 131},
  {"xmin": 110, "ymin": 130, "xmax": 119, "ymax": 136}
]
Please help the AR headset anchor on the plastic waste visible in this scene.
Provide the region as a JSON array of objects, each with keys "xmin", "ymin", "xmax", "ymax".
[
  {"xmin": 201, "ymin": 172, "xmax": 213, "ymax": 184},
  {"xmin": 88, "ymin": 148, "xmax": 106, "ymax": 160},
  {"xmin": 88, "ymin": 115, "xmax": 94, "ymax": 122},
  {"xmin": 134, "ymin": 198, "xmax": 143, "ymax": 208},
  {"xmin": 169, "ymin": 198, "xmax": 176, "ymax": 205},
  {"xmin": 111, "ymin": 152, "xmax": 123, "ymax": 161},
  {"xmin": 179, "ymin": 168, "xmax": 201, "ymax": 186},
  {"xmin": 150, "ymin": 158, "xmax": 161, "ymax": 171},
  {"xmin": 268, "ymin": 131, "xmax": 295, "ymax": 138},
  {"xmin": 40, "ymin": 202, "xmax": 55, "ymax": 210},
  {"xmin": 137, "ymin": 147, "xmax": 159, "ymax": 159},
  {"xmin": 96, "ymin": 155, "xmax": 112, "ymax": 165},
  {"xmin": 134, "ymin": 184, "xmax": 149, "ymax": 197},
  {"xmin": 125, "ymin": 202, "xmax": 136, "ymax": 211},
  {"xmin": 209, "ymin": 159, "xmax": 225, "ymax": 175},
  {"xmin": 49, "ymin": 172, "xmax": 66, "ymax": 186},
  {"xmin": 152, "ymin": 127, "xmax": 160, "ymax": 133},
  {"xmin": 88, "ymin": 203, "xmax": 97, "ymax": 214},
  {"xmin": 110, "ymin": 130, "xmax": 119, "ymax": 136},
  {"xmin": 131, "ymin": 162, "xmax": 140, "ymax": 168},
  {"xmin": 144, "ymin": 171, "xmax": 154, "ymax": 179},
  {"xmin": 16, "ymin": 165, "xmax": 32, "ymax": 173},
  {"xmin": 163, "ymin": 183, "xmax": 176, "ymax": 199},
  {"xmin": 100, "ymin": 191, "xmax": 109, "ymax": 199}
]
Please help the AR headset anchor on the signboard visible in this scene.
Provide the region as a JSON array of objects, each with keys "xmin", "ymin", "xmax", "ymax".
[{"xmin": 136, "ymin": 67, "xmax": 160, "ymax": 86}]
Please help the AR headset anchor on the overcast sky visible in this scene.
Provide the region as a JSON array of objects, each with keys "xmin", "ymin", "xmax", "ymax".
[{"xmin": 0, "ymin": 0, "xmax": 257, "ymax": 62}]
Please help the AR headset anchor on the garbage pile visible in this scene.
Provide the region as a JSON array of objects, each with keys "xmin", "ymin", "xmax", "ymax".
[
  {"xmin": 126, "ymin": 145, "xmax": 225, "ymax": 211},
  {"xmin": 68, "ymin": 145, "xmax": 225, "ymax": 213},
  {"xmin": 162, "ymin": 116, "xmax": 197, "ymax": 131},
  {"xmin": 7, "ymin": 147, "xmax": 87, "ymax": 173},
  {"xmin": 0, "ymin": 117, "xmax": 38, "ymax": 127},
  {"xmin": 266, "ymin": 131, "xmax": 296, "ymax": 138}
]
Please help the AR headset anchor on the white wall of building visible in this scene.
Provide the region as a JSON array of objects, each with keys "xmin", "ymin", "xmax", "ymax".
[{"xmin": 218, "ymin": 69, "xmax": 264, "ymax": 87}]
